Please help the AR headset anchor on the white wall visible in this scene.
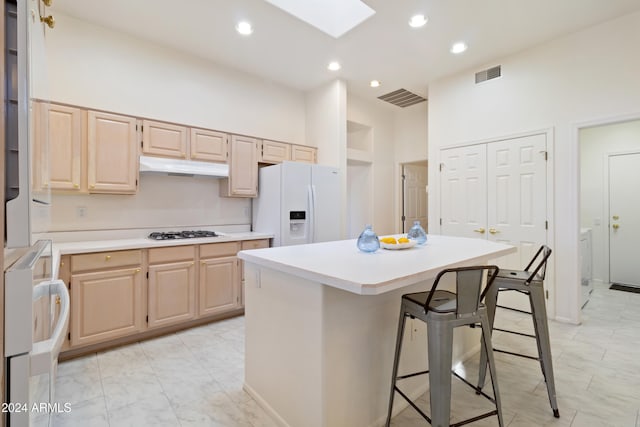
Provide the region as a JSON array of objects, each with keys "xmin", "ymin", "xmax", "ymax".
[
  {"xmin": 428, "ymin": 10, "xmax": 640, "ymax": 323},
  {"xmin": 394, "ymin": 102, "xmax": 428, "ymax": 164},
  {"xmin": 35, "ymin": 13, "xmax": 309, "ymax": 232},
  {"xmin": 347, "ymin": 95, "xmax": 396, "ymax": 235},
  {"xmin": 580, "ymin": 119, "xmax": 640, "ymax": 283},
  {"xmin": 306, "ymin": 80, "xmax": 348, "ymax": 238},
  {"xmin": 40, "ymin": 13, "xmax": 306, "ymax": 143}
]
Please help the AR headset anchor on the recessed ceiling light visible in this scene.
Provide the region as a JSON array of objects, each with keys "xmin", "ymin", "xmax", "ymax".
[
  {"xmin": 328, "ymin": 61, "xmax": 341, "ymax": 71},
  {"xmin": 236, "ymin": 21, "xmax": 253, "ymax": 36},
  {"xmin": 370, "ymin": 80, "xmax": 381, "ymax": 88},
  {"xmin": 450, "ymin": 41, "xmax": 468, "ymax": 54},
  {"xmin": 409, "ymin": 14, "xmax": 427, "ymax": 28}
]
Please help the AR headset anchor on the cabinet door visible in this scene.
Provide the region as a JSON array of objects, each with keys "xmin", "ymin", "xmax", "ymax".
[
  {"xmin": 142, "ymin": 120, "xmax": 188, "ymax": 159},
  {"xmin": 260, "ymin": 140, "xmax": 291, "ymax": 164},
  {"xmin": 87, "ymin": 111, "xmax": 138, "ymax": 194},
  {"xmin": 190, "ymin": 128, "xmax": 228, "ymax": 162},
  {"xmin": 198, "ymin": 256, "xmax": 239, "ymax": 317},
  {"xmin": 34, "ymin": 103, "xmax": 83, "ymax": 191},
  {"xmin": 221, "ymin": 135, "xmax": 258, "ymax": 197},
  {"xmin": 291, "ymin": 145, "xmax": 317, "ymax": 164},
  {"xmin": 70, "ymin": 267, "xmax": 143, "ymax": 347},
  {"xmin": 148, "ymin": 260, "xmax": 196, "ymax": 329}
]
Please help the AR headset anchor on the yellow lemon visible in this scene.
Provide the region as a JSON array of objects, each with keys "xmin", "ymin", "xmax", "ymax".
[
  {"xmin": 381, "ymin": 237, "xmax": 397, "ymax": 244},
  {"xmin": 398, "ymin": 237, "xmax": 410, "ymax": 243}
]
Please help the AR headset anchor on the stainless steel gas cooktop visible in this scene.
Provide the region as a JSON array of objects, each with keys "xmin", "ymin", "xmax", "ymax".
[{"xmin": 148, "ymin": 230, "xmax": 219, "ymax": 240}]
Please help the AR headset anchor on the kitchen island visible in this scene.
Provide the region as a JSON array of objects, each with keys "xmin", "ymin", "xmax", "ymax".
[{"xmin": 238, "ymin": 235, "xmax": 516, "ymax": 427}]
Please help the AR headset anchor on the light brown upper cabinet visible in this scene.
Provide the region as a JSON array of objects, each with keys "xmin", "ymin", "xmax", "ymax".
[
  {"xmin": 33, "ymin": 103, "xmax": 138, "ymax": 194},
  {"xmin": 260, "ymin": 139, "xmax": 291, "ymax": 164},
  {"xmin": 291, "ymin": 144, "xmax": 317, "ymax": 164},
  {"xmin": 141, "ymin": 119, "xmax": 188, "ymax": 159},
  {"xmin": 220, "ymin": 135, "xmax": 259, "ymax": 198},
  {"xmin": 33, "ymin": 102, "xmax": 83, "ymax": 192},
  {"xmin": 141, "ymin": 120, "xmax": 228, "ymax": 163},
  {"xmin": 87, "ymin": 111, "xmax": 139, "ymax": 194},
  {"xmin": 190, "ymin": 128, "xmax": 228, "ymax": 162}
]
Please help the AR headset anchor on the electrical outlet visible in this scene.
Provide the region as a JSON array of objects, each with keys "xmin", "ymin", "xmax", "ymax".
[{"xmin": 76, "ymin": 206, "xmax": 87, "ymax": 218}]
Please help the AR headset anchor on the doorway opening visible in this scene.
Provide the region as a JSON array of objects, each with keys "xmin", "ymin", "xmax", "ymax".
[
  {"xmin": 579, "ymin": 118, "xmax": 640, "ymax": 305},
  {"xmin": 400, "ymin": 161, "xmax": 427, "ymax": 233}
]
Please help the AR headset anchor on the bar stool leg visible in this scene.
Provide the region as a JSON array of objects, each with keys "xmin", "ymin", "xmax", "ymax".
[
  {"xmin": 529, "ymin": 285, "xmax": 560, "ymax": 418},
  {"xmin": 385, "ymin": 306, "xmax": 408, "ymax": 427},
  {"xmin": 477, "ymin": 283, "xmax": 499, "ymax": 389},
  {"xmin": 479, "ymin": 311, "xmax": 504, "ymax": 427},
  {"xmin": 427, "ymin": 320, "xmax": 453, "ymax": 427}
]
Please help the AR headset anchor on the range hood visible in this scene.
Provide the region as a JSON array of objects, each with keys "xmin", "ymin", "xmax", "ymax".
[{"xmin": 139, "ymin": 155, "xmax": 229, "ymax": 178}]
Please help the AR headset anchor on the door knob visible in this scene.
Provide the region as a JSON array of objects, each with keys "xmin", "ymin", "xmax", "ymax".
[
  {"xmin": 613, "ymin": 215, "xmax": 619, "ymax": 220},
  {"xmin": 473, "ymin": 228, "xmax": 485, "ymax": 233},
  {"xmin": 489, "ymin": 228, "xmax": 499, "ymax": 234},
  {"xmin": 612, "ymin": 223, "xmax": 620, "ymax": 230}
]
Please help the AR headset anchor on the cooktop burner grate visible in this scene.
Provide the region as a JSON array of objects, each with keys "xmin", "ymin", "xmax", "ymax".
[{"xmin": 148, "ymin": 230, "xmax": 219, "ymax": 240}]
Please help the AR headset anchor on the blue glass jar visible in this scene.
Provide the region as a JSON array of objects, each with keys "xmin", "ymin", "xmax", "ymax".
[
  {"xmin": 357, "ymin": 224, "xmax": 380, "ymax": 253},
  {"xmin": 407, "ymin": 221, "xmax": 427, "ymax": 245}
]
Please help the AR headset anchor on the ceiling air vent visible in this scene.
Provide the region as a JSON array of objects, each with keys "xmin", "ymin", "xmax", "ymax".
[
  {"xmin": 377, "ymin": 89, "xmax": 426, "ymax": 108},
  {"xmin": 475, "ymin": 65, "xmax": 501, "ymax": 84}
]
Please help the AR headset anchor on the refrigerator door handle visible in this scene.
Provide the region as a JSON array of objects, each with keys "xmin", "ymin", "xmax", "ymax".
[{"xmin": 308, "ymin": 184, "xmax": 315, "ymax": 243}]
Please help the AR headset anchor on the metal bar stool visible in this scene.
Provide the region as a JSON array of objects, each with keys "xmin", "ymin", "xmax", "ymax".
[
  {"xmin": 386, "ymin": 266, "xmax": 504, "ymax": 427},
  {"xmin": 477, "ymin": 245, "xmax": 559, "ymax": 418}
]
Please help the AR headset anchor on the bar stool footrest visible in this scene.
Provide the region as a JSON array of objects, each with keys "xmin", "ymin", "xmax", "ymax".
[{"xmin": 494, "ymin": 347, "xmax": 540, "ymax": 361}]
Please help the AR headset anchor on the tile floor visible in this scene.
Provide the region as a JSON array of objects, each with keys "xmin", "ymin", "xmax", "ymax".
[{"xmin": 54, "ymin": 282, "xmax": 640, "ymax": 426}]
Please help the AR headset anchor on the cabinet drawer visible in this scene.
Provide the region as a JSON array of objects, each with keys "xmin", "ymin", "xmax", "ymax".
[
  {"xmin": 148, "ymin": 245, "xmax": 195, "ymax": 264},
  {"xmin": 241, "ymin": 239, "xmax": 270, "ymax": 250},
  {"xmin": 71, "ymin": 250, "xmax": 142, "ymax": 273},
  {"xmin": 200, "ymin": 242, "xmax": 240, "ymax": 258}
]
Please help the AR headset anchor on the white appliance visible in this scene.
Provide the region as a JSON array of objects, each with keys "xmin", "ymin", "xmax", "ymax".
[
  {"xmin": 580, "ymin": 228, "xmax": 593, "ymax": 308},
  {"xmin": 5, "ymin": 240, "xmax": 70, "ymax": 426},
  {"xmin": 253, "ymin": 162, "xmax": 341, "ymax": 246}
]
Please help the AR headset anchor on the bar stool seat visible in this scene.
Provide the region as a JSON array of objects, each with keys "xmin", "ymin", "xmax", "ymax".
[
  {"xmin": 477, "ymin": 245, "xmax": 560, "ymax": 418},
  {"xmin": 386, "ymin": 266, "xmax": 504, "ymax": 427}
]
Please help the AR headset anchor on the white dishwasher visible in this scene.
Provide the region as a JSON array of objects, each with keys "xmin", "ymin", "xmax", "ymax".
[{"xmin": 580, "ymin": 228, "xmax": 593, "ymax": 308}]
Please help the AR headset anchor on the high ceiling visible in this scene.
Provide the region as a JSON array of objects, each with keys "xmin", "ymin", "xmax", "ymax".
[{"xmin": 50, "ymin": 0, "xmax": 640, "ymax": 103}]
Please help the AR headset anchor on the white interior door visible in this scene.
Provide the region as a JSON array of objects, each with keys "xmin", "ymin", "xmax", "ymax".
[
  {"xmin": 403, "ymin": 163, "xmax": 428, "ymax": 232},
  {"xmin": 440, "ymin": 145, "xmax": 487, "ymax": 239},
  {"xmin": 609, "ymin": 152, "xmax": 640, "ymax": 287},
  {"xmin": 487, "ymin": 134, "xmax": 548, "ymax": 270}
]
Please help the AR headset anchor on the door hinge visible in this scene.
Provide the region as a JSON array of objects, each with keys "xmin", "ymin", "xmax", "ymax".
[
  {"xmin": 146, "ymin": 315, "xmax": 149, "ymax": 323},
  {"xmin": 141, "ymin": 141, "xmax": 143, "ymax": 148},
  {"xmin": 439, "ymin": 218, "xmax": 443, "ymax": 225},
  {"xmin": 545, "ymin": 220, "xmax": 548, "ymax": 230},
  {"xmin": 401, "ymin": 215, "xmax": 406, "ymax": 222},
  {"xmin": 67, "ymin": 332, "xmax": 70, "ymax": 340},
  {"xmin": 545, "ymin": 290, "xmax": 549, "ymax": 299},
  {"xmin": 141, "ymin": 125, "xmax": 144, "ymax": 132},
  {"xmin": 439, "ymin": 163, "xmax": 444, "ymax": 172},
  {"xmin": 136, "ymin": 179, "xmax": 138, "ymax": 186},
  {"xmin": 146, "ymin": 272, "xmax": 149, "ymax": 279}
]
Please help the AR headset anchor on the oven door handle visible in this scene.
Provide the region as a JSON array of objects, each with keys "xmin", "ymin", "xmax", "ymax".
[{"xmin": 31, "ymin": 279, "xmax": 70, "ymax": 376}]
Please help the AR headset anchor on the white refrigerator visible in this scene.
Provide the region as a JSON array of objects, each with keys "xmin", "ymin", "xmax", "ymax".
[{"xmin": 252, "ymin": 162, "xmax": 341, "ymax": 246}]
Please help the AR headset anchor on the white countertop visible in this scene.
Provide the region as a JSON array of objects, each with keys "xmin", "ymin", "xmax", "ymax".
[
  {"xmin": 238, "ymin": 234, "xmax": 516, "ymax": 295},
  {"xmin": 47, "ymin": 231, "xmax": 273, "ymax": 279},
  {"xmin": 52, "ymin": 231, "xmax": 272, "ymax": 255}
]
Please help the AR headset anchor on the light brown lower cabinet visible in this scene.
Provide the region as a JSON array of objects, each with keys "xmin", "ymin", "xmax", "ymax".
[
  {"xmin": 70, "ymin": 266, "xmax": 144, "ymax": 347},
  {"xmin": 69, "ymin": 250, "xmax": 144, "ymax": 348},
  {"xmin": 147, "ymin": 246, "xmax": 196, "ymax": 329},
  {"xmin": 199, "ymin": 242, "xmax": 241, "ymax": 317},
  {"xmin": 62, "ymin": 240, "xmax": 268, "ymax": 353}
]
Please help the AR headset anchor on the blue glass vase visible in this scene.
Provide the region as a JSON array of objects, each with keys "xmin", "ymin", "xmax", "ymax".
[
  {"xmin": 357, "ymin": 224, "xmax": 380, "ymax": 253},
  {"xmin": 407, "ymin": 221, "xmax": 427, "ymax": 245}
]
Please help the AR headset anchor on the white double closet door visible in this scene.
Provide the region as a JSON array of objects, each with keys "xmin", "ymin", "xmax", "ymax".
[{"xmin": 440, "ymin": 133, "xmax": 548, "ymax": 309}]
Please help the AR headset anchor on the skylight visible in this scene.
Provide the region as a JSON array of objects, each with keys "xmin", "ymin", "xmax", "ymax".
[{"xmin": 264, "ymin": 0, "xmax": 375, "ymax": 38}]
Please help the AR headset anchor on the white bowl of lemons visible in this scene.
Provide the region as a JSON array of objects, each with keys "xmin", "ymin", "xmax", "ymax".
[{"xmin": 379, "ymin": 236, "xmax": 418, "ymax": 250}]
